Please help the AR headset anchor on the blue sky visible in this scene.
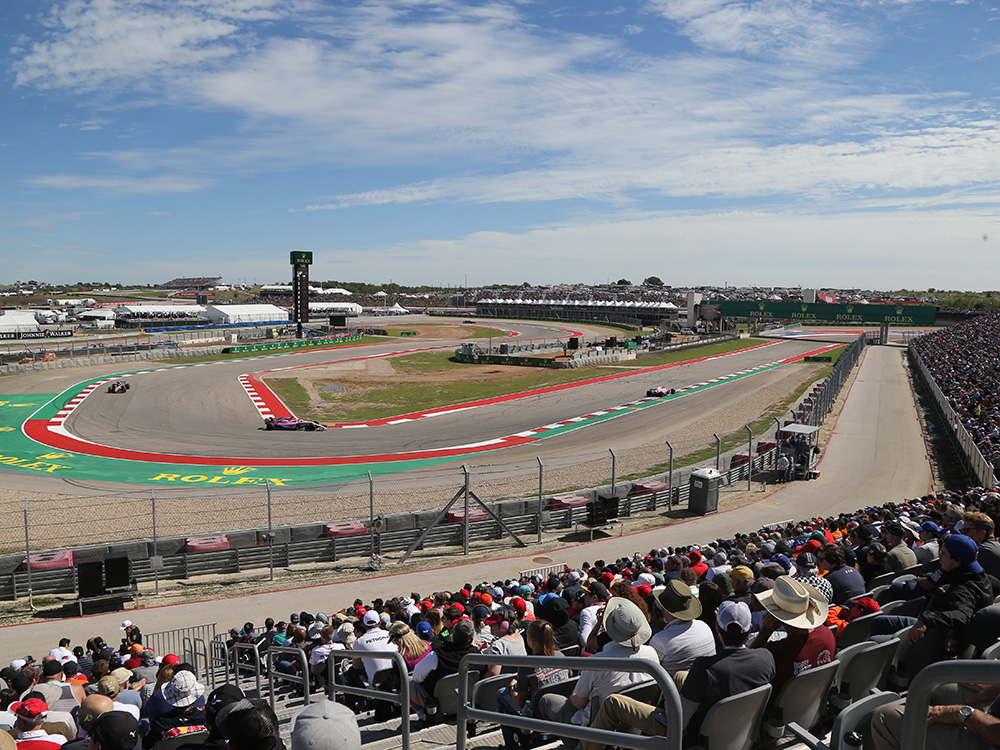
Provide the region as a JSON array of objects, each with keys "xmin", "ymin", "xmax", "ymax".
[{"xmin": 2, "ymin": 0, "xmax": 999, "ymax": 289}]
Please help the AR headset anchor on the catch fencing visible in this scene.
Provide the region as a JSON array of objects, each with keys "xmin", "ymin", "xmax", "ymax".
[
  {"xmin": 908, "ymin": 346, "xmax": 997, "ymax": 488},
  {"xmin": 0, "ymin": 337, "xmax": 867, "ymax": 601}
]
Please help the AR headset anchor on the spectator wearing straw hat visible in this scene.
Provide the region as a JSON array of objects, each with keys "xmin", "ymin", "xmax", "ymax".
[{"xmin": 751, "ymin": 576, "xmax": 834, "ymax": 692}]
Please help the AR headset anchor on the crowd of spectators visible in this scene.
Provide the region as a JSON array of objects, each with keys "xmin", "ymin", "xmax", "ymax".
[
  {"xmin": 914, "ymin": 309, "xmax": 1000, "ymax": 470},
  {"xmin": 5, "ymin": 485, "xmax": 1000, "ymax": 750},
  {"xmin": 0, "ymin": 622, "xmax": 360, "ymax": 750}
]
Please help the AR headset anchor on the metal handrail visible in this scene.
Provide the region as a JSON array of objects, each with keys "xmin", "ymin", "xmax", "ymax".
[
  {"xmin": 144, "ymin": 623, "xmax": 217, "ymax": 661},
  {"xmin": 456, "ymin": 654, "xmax": 682, "ymax": 750},
  {"xmin": 902, "ymin": 660, "xmax": 999, "ymax": 749},
  {"xmin": 325, "ymin": 650, "xmax": 410, "ymax": 750},
  {"xmin": 266, "ymin": 644, "xmax": 312, "ymax": 710},
  {"xmin": 233, "ymin": 641, "xmax": 264, "ymax": 697},
  {"xmin": 210, "ymin": 639, "xmax": 234, "ymax": 688},
  {"xmin": 189, "ymin": 637, "xmax": 210, "ymax": 686}
]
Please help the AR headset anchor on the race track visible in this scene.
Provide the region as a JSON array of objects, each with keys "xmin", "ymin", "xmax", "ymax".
[{"xmin": 0, "ymin": 319, "xmax": 846, "ymax": 491}]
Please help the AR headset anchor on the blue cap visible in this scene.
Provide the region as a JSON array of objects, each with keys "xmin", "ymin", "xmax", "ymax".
[
  {"xmin": 919, "ymin": 521, "xmax": 940, "ymax": 535},
  {"xmin": 944, "ymin": 534, "xmax": 983, "ymax": 573},
  {"xmin": 414, "ymin": 621, "xmax": 433, "ymax": 639},
  {"xmin": 771, "ymin": 554, "xmax": 791, "ymax": 570}
]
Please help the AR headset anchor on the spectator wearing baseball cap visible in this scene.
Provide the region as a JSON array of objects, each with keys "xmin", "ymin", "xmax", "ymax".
[
  {"xmin": 870, "ymin": 532, "xmax": 996, "ymax": 676},
  {"xmin": 915, "ymin": 521, "xmax": 942, "ymax": 569},
  {"xmin": 9, "ymin": 698, "xmax": 64, "ymax": 750},
  {"xmin": 220, "ymin": 699, "xmax": 281, "ymax": 750},
  {"xmin": 90, "ymin": 712, "xmax": 139, "ymax": 750},
  {"xmin": 347, "ymin": 610, "xmax": 396, "ymax": 689},
  {"xmin": 577, "ymin": 581, "xmax": 609, "ymax": 649},
  {"xmin": 291, "ymin": 700, "xmax": 360, "ymax": 750},
  {"xmin": 793, "ymin": 552, "xmax": 834, "ymax": 604}
]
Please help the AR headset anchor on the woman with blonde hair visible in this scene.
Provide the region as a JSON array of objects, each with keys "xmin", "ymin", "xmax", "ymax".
[{"xmin": 387, "ymin": 622, "xmax": 430, "ymax": 672}]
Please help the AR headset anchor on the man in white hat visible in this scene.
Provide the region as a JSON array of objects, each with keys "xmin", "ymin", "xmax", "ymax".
[
  {"xmin": 535, "ymin": 597, "xmax": 658, "ymax": 728},
  {"xmin": 751, "ymin": 575, "xmax": 834, "ymax": 692}
]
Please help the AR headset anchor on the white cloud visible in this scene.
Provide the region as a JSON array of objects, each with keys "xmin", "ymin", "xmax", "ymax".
[
  {"xmin": 25, "ymin": 174, "xmax": 212, "ymax": 194},
  {"xmin": 11, "ymin": 0, "xmax": 291, "ymax": 91}
]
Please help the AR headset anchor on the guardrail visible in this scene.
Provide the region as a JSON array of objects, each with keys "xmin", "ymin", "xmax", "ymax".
[
  {"xmin": 457, "ymin": 654, "xmax": 682, "ymax": 750},
  {"xmin": 908, "ymin": 346, "xmax": 997, "ymax": 488},
  {"xmin": 144, "ymin": 623, "xmax": 217, "ymax": 662}
]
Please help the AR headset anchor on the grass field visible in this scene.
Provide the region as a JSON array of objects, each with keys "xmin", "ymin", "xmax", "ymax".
[{"xmin": 267, "ymin": 338, "xmax": 774, "ymax": 423}]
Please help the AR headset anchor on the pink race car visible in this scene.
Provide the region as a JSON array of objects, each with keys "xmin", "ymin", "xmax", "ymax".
[{"xmin": 264, "ymin": 416, "xmax": 327, "ymax": 431}]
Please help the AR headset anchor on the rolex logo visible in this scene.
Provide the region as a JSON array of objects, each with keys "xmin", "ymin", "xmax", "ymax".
[
  {"xmin": 801, "ymin": 304, "xmax": 808, "ymax": 312},
  {"xmin": 896, "ymin": 307, "xmax": 903, "ymax": 315},
  {"xmin": 222, "ymin": 466, "xmax": 255, "ymax": 475},
  {"xmin": 758, "ymin": 302, "xmax": 766, "ymax": 310},
  {"xmin": 846, "ymin": 305, "xmax": 853, "ymax": 313}
]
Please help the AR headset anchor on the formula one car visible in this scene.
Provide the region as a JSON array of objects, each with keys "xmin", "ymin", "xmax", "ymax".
[
  {"xmin": 107, "ymin": 380, "xmax": 130, "ymax": 394},
  {"xmin": 264, "ymin": 416, "xmax": 327, "ymax": 431},
  {"xmin": 646, "ymin": 386, "xmax": 675, "ymax": 397}
]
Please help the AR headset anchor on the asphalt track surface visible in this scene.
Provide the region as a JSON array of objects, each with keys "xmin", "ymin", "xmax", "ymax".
[
  {"xmin": 1, "ymin": 342, "xmax": 934, "ymax": 660},
  {"xmin": 0, "ymin": 319, "xmax": 847, "ymax": 493}
]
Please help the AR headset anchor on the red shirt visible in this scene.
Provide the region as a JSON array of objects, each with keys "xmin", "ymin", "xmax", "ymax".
[{"xmin": 763, "ymin": 625, "xmax": 836, "ymax": 692}]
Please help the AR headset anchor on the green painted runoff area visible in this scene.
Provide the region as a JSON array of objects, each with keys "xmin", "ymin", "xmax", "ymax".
[{"xmin": 0, "ymin": 338, "xmax": 787, "ymax": 486}]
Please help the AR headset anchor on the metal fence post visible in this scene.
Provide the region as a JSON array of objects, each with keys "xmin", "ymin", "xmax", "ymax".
[
  {"xmin": 463, "ymin": 465, "xmax": 470, "ymax": 555},
  {"xmin": 609, "ymin": 448, "xmax": 616, "ymax": 494},
  {"xmin": 713, "ymin": 433, "xmax": 721, "ymax": 470},
  {"xmin": 23, "ymin": 498, "xmax": 36, "ymax": 612},
  {"xmin": 746, "ymin": 426, "xmax": 752, "ymax": 490},
  {"xmin": 152, "ymin": 488, "xmax": 159, "ymax": 595},
  {"xmin": 266, "ymin": 481, "xmax": 274, "ymax": 582},
  {"xmin": 665, "ymin": 441, "xmax": 673, "ymax": 511},
  {"xmin": 773, "ymin": 417, "xmax": 782, "ymax": 468},
  {"xmin": 536, "ymin": 457, "xmax": 543, "ymax": 544}
]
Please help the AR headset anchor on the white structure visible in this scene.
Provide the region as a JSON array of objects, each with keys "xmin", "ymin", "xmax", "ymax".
[
  {"xmin": 308, "ymin": 301, "xmax": 363, "ymax": 316},
  {"xmin": 205, "ymin": 304, "xmax": 289, "ymax": 325},
  {"xmin": 0, "ymin": 311, "xmax": 41, "ymax": 332},
  {"xmin": 113, "ymin": 304, "xmax": 207, "ymax": 317}
]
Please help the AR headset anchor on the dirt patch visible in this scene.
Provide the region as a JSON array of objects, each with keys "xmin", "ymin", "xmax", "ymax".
[{"xmin": 379, "ymin": 323, "xmax": 484, "ymax": 338}]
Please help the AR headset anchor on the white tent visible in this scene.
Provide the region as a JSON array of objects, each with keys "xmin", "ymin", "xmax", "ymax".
[
  {"xmin": 0, "ymin": 311, "xmax": 41, "ymax": 332},
  {"xmin": 206, "ymin": 304, "xmax": 289, "ymax": 325}
]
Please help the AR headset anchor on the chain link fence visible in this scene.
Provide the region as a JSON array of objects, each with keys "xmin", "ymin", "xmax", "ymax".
[{"xmin": 0, "ymin": 335, "xmax": 869, "ymax": 600}]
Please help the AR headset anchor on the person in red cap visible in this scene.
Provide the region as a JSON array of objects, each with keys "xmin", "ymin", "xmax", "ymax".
[
  {"xmin": 161, "ymin": 654, "xmax": 181, "ymax": 667},
  {"xmin": 687, "ymin": 550, "xmax": 709, "ymax": 579},
  {"xmin": 10, "ymin": 698, "xmax": 64, "ymax": 750}
]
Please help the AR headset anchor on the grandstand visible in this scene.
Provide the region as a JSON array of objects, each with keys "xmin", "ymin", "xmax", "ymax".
[{"xmin": 161, "ymin": 276, "xmax": 222, "ymax": 290}]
